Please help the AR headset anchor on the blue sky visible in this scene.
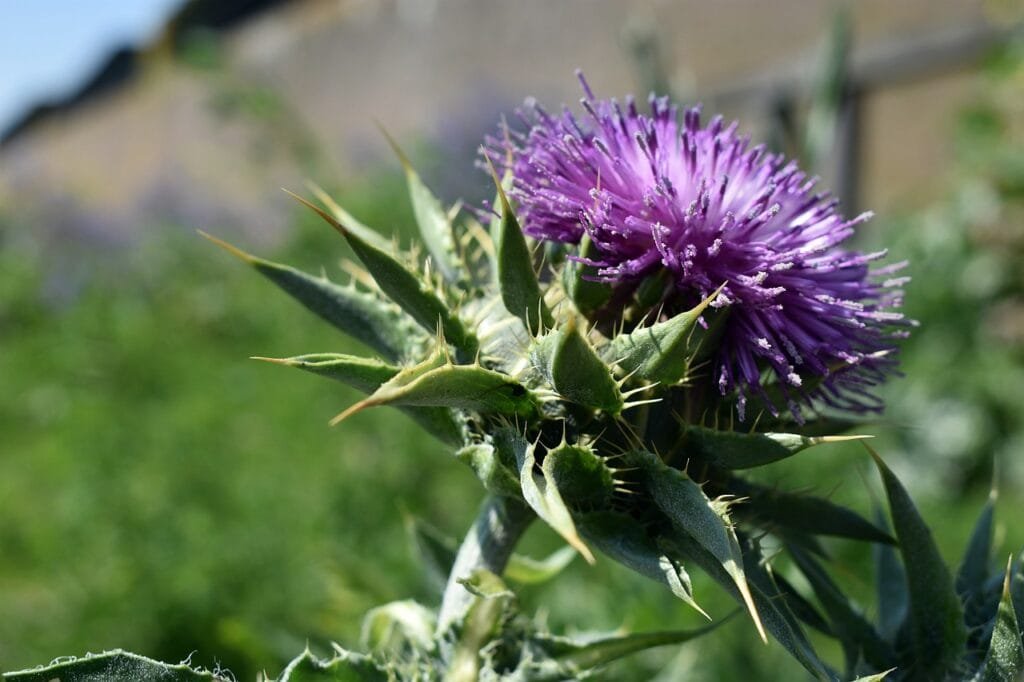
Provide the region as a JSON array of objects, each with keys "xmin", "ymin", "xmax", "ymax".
[{"xmin": 0, "ymin": 0, "xmax": 182, "ymax": 133}]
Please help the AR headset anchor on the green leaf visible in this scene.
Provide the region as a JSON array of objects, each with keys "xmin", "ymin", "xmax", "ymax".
[
  {"xmin": 404, "ymin": 511, "xmax": 574, "ymax": 587},
  {"xmin": 677, "ymin": 424, "xmax": 870, "ymax": 469},
  {"xmin": 664, "ymin": 533, "xmax": 835, "ymax": 680},
  {"xmin": 287, "ymin": 192, "xmax": 477, "ymax": 357},
  {"xmin": 1012, "ymin": 557, "xmax": 1024, "ymax": 652},
  {"xmin": 3, "ymin": 650, "xmax": 227, "ymax": 681},
  {"xmin": 405, "ymin": 515, "xmax": 458, "ymax": 593},
  {"xmin": 850, "ymin": 672, "xmax": 896, "ymax": 682},
  {"xmin": 630, "ymin": 449, "xmax": 764, "ymax": 641},
  {"xmin": 533, "ymin": 621, "xmax": 731, "ymax": 680},
  {"xmin": 774, "ymin": 573, "xmax": 834, "ymax": 636},
  {"xmin": 201, "ymin": 232, "xmax": 417, "ymax": 362},
  {"xmin": 605, "ymin": 287, "xmax": 720, "ymax": 385},
  {"xmin": 306, "ymin": 181, "xmax": 393, "ymax": 253},
  {"xmin": 450, "ymin": 570, "xmax": 516, "ymax": 682},
  {"xmin": 334, "ymin": 361, "xmax": 536, "ymax": 424},
  {"xmin": 535, "ymin": 319, "xmax": 623, "ymax": 413},
  {"xmin": 956, "ymin": 488, "xmax": 996, "ymax": 601},
  {"xmin": 487, "ymin": 161, "xmax": 552, "ymax": 335},
  {"xmin": 576, "ymin": 510, "xmax": 706, "ymax": 618},
  {"xmin": 684, "ymin": 305, "xmax": 730, "ymax": 367},
  {"xmin": 742, "ymin": 548, "xmax": 838, "ymax": 681},
  {"xmin": 360, "ymin": 600, "xmax": 435, "ymax": 653},
  {"xmin": 869, "ymin": 446, "xmax": 966, "ymax": 679},
  {"xmin": 505, "ymin": 546, "xmax": 577, "ymax": 585},
  {"xmin": 457, "ymin": 568, "xmax": 515, "ymax": 600},
  {"xmin": 543, "ymin": 442, "xmax": 615, "ymax": 509},
  {"xmin": 259, "ymin": 351, "xmax": 462, "ymax": 444},
  {"xmin": 872, "ymin": 508, "xmax": 908, "ymax": 642},
  {"xmin": 380, "ymin": 130, "xmax": 462, "ymax": 284},
  {"xmin": 562, "ymin": 234, "xmax": 612, "ymax": 318},
  {"xmin": 732, "ymin": 480, "xmax": 895, "ymax": 544},
  {"xmin": 254, "ymin": 353, "xmax": 400, "ymax": 393},
  {"xmin": 456, "ymin": 442, "xmax": 522, "ymax": 497},
  {"xmin": 515, "ymin": 436, "xmax": 594, "ymax": 563},
  {"xmin": 980, "ymin": 559, "xmax": 1024, "ymax": 682},
  {"xmin": 788, "ymin": 544, "xmax": 895, "ymax": 673},
  {"xmin": 277, "ymin": 649, "xmax": 388, "ymax": 682}
]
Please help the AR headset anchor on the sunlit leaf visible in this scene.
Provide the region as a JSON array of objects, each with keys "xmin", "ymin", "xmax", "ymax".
[
  {"xmin": 979, "ymin": 558, "xmax": 1024, "ymax": 682},
  {"xmin": 287, "ymin": 192, "xmax": 477, "ymax": 357},
  {"xmin": 869, "ymin": 446, "xmax": 966, "ymax": 679},
  {"xmin": 201, "ymin": 232, "xmax": 417, "ymax": 361},
  {"xmin": 2, "ymin": 650, "xmax": 228, "ymax": 682},
  {"xmin": 678, "ymin": 424, "xmax": 870, "ymax": 469}
]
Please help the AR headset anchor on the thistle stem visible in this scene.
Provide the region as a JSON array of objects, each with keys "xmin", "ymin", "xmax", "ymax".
[{"xmin": 436, "ymin": 494, "xmax": 534, "ymax": 635}]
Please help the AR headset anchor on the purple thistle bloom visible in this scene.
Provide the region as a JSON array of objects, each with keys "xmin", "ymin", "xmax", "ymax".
[{"xmin": 486, "ymin": 74, "xmax": 912, "ymax": 421}]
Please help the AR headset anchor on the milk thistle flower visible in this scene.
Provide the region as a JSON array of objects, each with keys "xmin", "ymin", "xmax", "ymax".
[{"xmin": 489, "ymin": 74, "xmax": 911, "ymax": 420}]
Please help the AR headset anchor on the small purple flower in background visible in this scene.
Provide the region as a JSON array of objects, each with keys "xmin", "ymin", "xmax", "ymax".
[{"xmin": 486, "ymin": 74, "xmax": 912, "ymax": 421}]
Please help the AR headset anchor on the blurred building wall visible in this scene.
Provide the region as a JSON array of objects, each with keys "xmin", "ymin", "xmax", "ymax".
[{"xmin": 0, "ymin": 0, "xmax": 1009, "ymax": 247}]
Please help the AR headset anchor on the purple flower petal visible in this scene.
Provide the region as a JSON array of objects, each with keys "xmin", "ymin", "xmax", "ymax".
[{"xmin": 484, "ymin": 74, "xmax": 912, "ymax": 421}]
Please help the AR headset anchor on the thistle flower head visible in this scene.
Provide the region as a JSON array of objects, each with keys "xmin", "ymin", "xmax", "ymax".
[{"xmin": 487, "ymin": 73, "xmax": 911, "ymax": 420}]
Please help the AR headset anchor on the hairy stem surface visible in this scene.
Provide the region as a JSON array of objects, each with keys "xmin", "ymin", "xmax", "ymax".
[{"xmin": 436, "ymin": 494, "xmax": 534, "ymax": 635}]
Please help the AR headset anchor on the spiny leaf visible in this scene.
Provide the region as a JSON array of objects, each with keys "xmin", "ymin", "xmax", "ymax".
[
  {"xmin": 562, "ymin": 233, "xmax": 612, "ymax": 317},
  {"xmin": 333, "ymin": 361, "xmax": 537, "ymax": 424},
  {"xmin": 405, "ymin": 510, "xmax": 574, "ymax": 589},
  {"xmin": 286, "ymin": 191, "xmax": 477, "ymax": 357},
  {"xmin": 306, "ymin": 181, "xmax": 392, "ymax": 253},
  {"xmin": 774, "ymin": 573, "xmax": 834, "ymax": 636},
  {"xmin": 405, "ymin": 515, "xmax": 459, "ymax": 594},
  {"xmin": 850, "ymin": 672, "xmax": 896, "ymax": 682},
  {"xmin": 683, "ymin": 305, "xmax": 730, "ymax": 367},
  {"xmin": 741, "ymin": 547, "xmax": 838, "ymax": 681},
  {"xmin": 457, "ymin": 568, "xmax": 515, "ymax": 600},
  {"xmin": 664, "ymin": 533, "xmax": 835, "ymax": 680},
  {"xmin": 677, "ymin": 424, "xmax": 870, "ymax": 469},
  {"xmin": 980, "ymin": 558, "xmax": 1024, "ymax": 682},
  {"xmin": 379, "ymin": 128, "xmax": 462, "ymax": 283},
  {"xmin": 486, "ymin": 157, "xmax": 553, "ymax": 335},
  {"xmin": 276, "ymin": 648, "xmax": 388, "ymax": 681},
  {"xmin": 535, "ymin": 318, "xmax": 623, "ymax": 413},
  {"xmin": 731, "ymin": 480, "xmax": 895, "ymax": 544},
  {"xmin": 201, "ymin": 231, "xmax": 416, "ymax": 362},
  {"xmin": 543, "ymin": 442, "xmax": 615, "ymax": 509},
  {"xmin": 1012, "ymin": 557, "xmax": 1024, "ymax": 653},
  {"xmin": 456, "ymin": 442, "xmax": 522, "ymax": 498},
  {"xmin": 505, "ymin": 546, "xmax": 577, "ymax": 585},
  {"xmin": 605, "ymin": 286, "xmax": 721, "ymax": 385},
  {"xmin": 873, "ymin": 508, "xmax": 908, "ymax": 642},
  {"xmin": 516, "ymin": 437, "xmax": 595, "ymax": 563},
  {"xmin": 630, "ymin": 449, "xmax": 764, "ymax": 642},
  {"xmin": 359, "ymin": 600, "xmax": 435, "ymax": 653},
  {"xmin": 533, "ymin": 620, "xmax": 733, "ymax": 680},
  {"xmin": 577, "ymin": 510, "xmax": 707, "ymax": 618},
  {"xmin": 450, "ymin": 570, "xmax": 515, "ymax": 682},
  {"xmin": 254, "ymin": 353, "xmax": 399, "ymax": 393},
  {"xmin": 869, "ymin": 445, "xmax": 966, "ymax": 679},
  {"xmin": 788, "ymin": 543, "xmax": 896, "ymax": 673},
  {"xmin": 258, "ymin": 351, "xmax": 462, "ymax": 444},
  {"xmin": 956, "ymin": 487, "xmax": 997, "ymax": 601},
  {"xmin": 2, "ymin": 650, "xmax": 227, "ymax": 681}
]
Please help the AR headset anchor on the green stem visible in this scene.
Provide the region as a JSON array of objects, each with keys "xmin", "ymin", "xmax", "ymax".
[{"xmin": 435, "ymin": 494, "xmax": 534, "ymax": 635}]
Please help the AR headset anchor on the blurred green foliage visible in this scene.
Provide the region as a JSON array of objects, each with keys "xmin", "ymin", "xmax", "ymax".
[
  {"xmin": 0, "ymin": 180, "xmax": 481, "ymax": 678},
  {"xmin": 875, "ymin": 40, "xmax": 1024, "ymax": 495},
  {"xmin": 2, "ymin": 38, "xmax": 1024, "ymax": 682}
]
